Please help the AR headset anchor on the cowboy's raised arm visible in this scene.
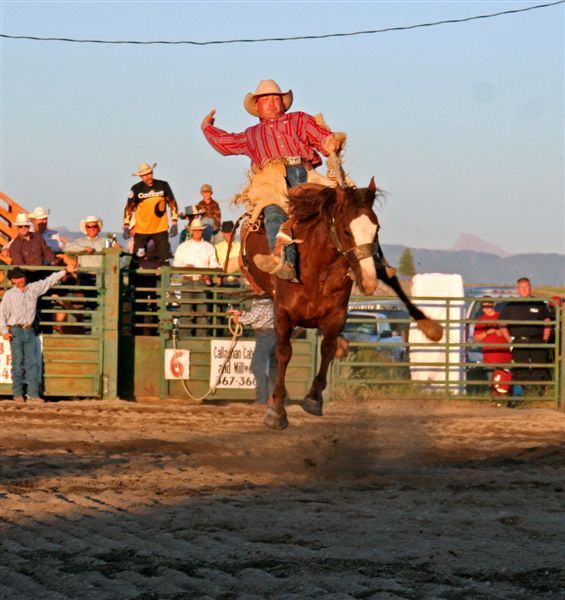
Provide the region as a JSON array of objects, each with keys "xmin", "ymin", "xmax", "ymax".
[{"xmin": 201, "ymin": 109, "xmax": 249, "ymax": 157}]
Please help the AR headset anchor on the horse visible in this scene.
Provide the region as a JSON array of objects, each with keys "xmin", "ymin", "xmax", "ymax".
[{"xmin": 240, "ymin": 179, "xmax": 443, "ymax": 430}]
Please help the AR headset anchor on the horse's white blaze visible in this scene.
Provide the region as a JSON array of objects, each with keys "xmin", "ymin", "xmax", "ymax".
[{"xmin": 350, "ymin": 214, "xmax": 378, "ymax": 294}]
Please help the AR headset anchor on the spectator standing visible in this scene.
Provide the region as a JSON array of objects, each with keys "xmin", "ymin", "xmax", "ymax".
[
  {"xmin": 500, "ymin": 277, "xmax": 551, "ymax": 391},
  {"xmin": 29, "ymin": 206, "xmax": 67, "ymax": 255},
  {"xmin": 9, "ymin": 213, "xmax": 58, "ymax": 273},
  {"xmin": 178, "ymin": 205, "xmax": 205, "ymax": 244},
  {"xmin": 0, "ymin": 264, "xmax": 76, "ymax": 402},
  {"xmin": 173, "ymin": 218, "xmax": 221, "ymax": 335},
  {"xmin": 174, "ymin": 218, "xmax": 221, "ymax": 271},
  {"xmin": 196, "ymin": 184, "xmax": 222, "ymax": 243},
  {"xmin": 229, "ymin": 297, "xmax": 277, "ymax": 406},
  {"xmin": 123, "ymin": 162, "xmax": 179, "ymax": 265},
  {"xmin": 473, "ymin": 299, "xmax": 512, "ymax": 395},
  {"xmin": 64, "ymin": 216, "xmax": 114, "ymax": 272},
  {"xmin": 215, "ymin": 221, "xmax": 241, "ymax": 286}
]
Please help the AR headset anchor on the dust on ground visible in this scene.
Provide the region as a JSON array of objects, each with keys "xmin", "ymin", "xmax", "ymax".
[{"xmin": 1, "ymin": 397, "xmax": 564, "ymax": 599}]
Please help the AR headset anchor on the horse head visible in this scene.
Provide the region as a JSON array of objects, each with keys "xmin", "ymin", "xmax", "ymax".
[{"xmin": 333, "ymin": 179, "xmax": 381, "ymax": 295}]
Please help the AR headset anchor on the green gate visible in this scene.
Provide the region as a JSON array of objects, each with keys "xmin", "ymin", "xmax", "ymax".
[
  {"xmin": 117, "ymin": 260, "xmax": 319, "ymax": 401},
  {"xmin": 0, "ymin": 254, "xmax": 119, "ymax": 398}
]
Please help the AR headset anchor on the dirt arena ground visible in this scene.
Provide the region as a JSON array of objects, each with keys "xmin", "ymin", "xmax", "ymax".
[{"xmin": 1, "ymin": 397, "xmax": 564, "ymax": 599}]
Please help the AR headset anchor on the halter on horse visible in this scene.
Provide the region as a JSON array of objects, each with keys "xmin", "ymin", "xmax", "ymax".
[{"xmin": 241, "ymin": 179, "xmax": 443, "ymax": 430}]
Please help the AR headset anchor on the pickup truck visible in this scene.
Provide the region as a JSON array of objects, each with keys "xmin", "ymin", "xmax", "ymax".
[{"xmin": 341, "ymin": 310, "xmax": 406, "ymax": 361}]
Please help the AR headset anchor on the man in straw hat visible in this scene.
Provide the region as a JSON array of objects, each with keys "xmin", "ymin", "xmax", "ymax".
[
  {"xmin": 0, "ymin": 262, "xmax": 77, "ymax": 403},
  {"xmin": 173, "ymin": 218, "xmax": 221, "ymax": 336},
  {"xmin": 173, "ymin": 218, "xmax": 221, "ymax": 272},
  {"xmin": 123, "ymin": 162, "xmax": 179, "ymax": 265},
  {"xmin": 201, "ymin": 79, "xmax": 346, "ymax": 282},
  {"xmin": 28, "ymin": 206, "xmax": 67, "ymax": 254},
  {"xmin": 8, "ymin": 213, "xmax": 59, "ymax": 274},
  {"xmin": 64, "ymin": 215, "xmax": 119, "ymax": 271}
]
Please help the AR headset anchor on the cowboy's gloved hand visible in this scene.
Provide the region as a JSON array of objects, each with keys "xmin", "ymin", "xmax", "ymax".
[
  {"xmin": 169, "ymin": 222, "xmax": 178, "ymax": 238},
  {"xmin": 122, "ymin": 226, "xmax": 130, "ymax": 240},
  {"xmin": 201, "ymin": 109, "xmax": 216, "ymax": 130}
]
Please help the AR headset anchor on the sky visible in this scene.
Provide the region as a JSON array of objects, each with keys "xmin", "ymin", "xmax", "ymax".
[{"xmin": 1, "ymin": 0, "xmax": 563, "ymax": 258}]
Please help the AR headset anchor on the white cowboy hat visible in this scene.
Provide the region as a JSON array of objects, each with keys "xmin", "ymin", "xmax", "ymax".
[
  {"xmin": 28, "ymin": 206, "xmax": 50, "ymax": 220},
  {"xmin": 80, "ymin": 215, "xmax": 104, "ymax": 235},
  {"xmin": 14, "ymin": 213, "xmax": 32, "ymax": 227},
  {"xmin": 244, "ymin": 79, "xmax": 293, "ymax": 117},
  {"xmin": 132, "ymin": 162, "xmax": 156, "ymax": 177},
  {"xmin": 189, "ymin": 218, "xmax": 206, "ymax": 231}
]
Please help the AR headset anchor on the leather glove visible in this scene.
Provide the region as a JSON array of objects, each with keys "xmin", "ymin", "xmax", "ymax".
[
  {"xmin": 169, "ymin": 222, "xmax": 178, "ymax": 238},
  {"xmin": 122, "ymin": 226, "xmax": 130, "ymax": 240}
]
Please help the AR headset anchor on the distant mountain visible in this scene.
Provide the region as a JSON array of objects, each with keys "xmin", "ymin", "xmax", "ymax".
[
  {"xmin": 54, "ymin": 225, "xmax": 563, "ymax": 286},
  {"xmin": 450, "ymin": 233, "xmax": 511, "ymax": 258},
  {"xmin": 383, "ymin": 245, "xmax": 564, "ymax": 286}
]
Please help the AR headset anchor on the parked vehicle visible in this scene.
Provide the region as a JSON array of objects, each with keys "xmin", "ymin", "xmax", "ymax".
[{"xmin": 341, "ymin": 310, "xmax": 406, "ymax": 361}]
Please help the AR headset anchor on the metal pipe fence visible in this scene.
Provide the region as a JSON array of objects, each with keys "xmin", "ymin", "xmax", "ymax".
[{"xmin": 0, "ymin": 255, "xmax": 561, "ymax": 408}]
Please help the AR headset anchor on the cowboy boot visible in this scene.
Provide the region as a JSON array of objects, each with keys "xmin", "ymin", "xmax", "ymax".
[
  {"xmin": 254, "ymin": 230, "xmax": 291, "ymax": 273},
  {"xmin": 253, "ymin": 253, "xmax": 298, "ymax": 282}
]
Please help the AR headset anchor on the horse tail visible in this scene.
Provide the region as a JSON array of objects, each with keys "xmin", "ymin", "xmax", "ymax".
[{"xmin": 376, "ymin": 266, "xmax": 444, "ymax": 342}]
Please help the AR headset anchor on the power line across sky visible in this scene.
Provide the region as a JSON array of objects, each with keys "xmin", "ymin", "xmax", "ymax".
[
  {"xmin": 1, "ymin": 1, "xmax": 563, "ymax": 257},
  {"xmin": 1, "ymin": 0, "xmax": 563, "ymax": 45}
]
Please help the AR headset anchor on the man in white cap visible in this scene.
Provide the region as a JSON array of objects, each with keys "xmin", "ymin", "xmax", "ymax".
[
  {"xmin": 123, "ymin": 162, "xmax": 179, "ymax": 265},
  {"xmin": 196, "ymin": 183, "xmax": 222, "ymax": 243},
  {"xmin": 29, "ymin": 206, "xmax": 67, "ymax": 254},
  {"xmin": 201, "ymin": 79, "xmax": 344, "ymax": 281}
]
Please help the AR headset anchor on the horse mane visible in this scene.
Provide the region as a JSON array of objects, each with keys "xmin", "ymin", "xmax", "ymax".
[
  {"xmin": 288, "ymin": 184, "xmax": 336, "ymax": 223},
  {"xmin": 289, "ymin": 183, "xmax": 380, "ymax": 225}
]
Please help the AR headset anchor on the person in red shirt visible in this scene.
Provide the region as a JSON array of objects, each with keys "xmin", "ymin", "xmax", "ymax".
[
  {"xmin": 474, "ymin": 299, "xmax": 512, "ymax": 395},
  {"xmin": 474, "ymin": 300, "xmax": 512, "ymax": 364},
  {"xmin": 201, "ymin": 79, "xmax": 344, "ymax": 282}
]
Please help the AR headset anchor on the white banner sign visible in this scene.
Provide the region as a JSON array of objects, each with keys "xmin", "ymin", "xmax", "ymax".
[
  {"xmin": 0, "ymin": 335, "xmax": 43, "ymax": 384},
  {"xmin": 210, "ymin": 340, "xmax": 256, "ymax": 389},
  {"xmin": 0, "ymin": 339, "xmax": 13, "ymax": 383}
]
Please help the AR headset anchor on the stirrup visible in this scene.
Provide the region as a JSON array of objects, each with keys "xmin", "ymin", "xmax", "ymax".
[{"xmin": 276, "ymin": 231, "xmax": 304, "ymax": 246}]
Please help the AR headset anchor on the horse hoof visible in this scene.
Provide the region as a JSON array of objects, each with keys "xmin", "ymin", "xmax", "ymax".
[
  {"xmin": 301, "ymin": 397, "xmax": 323, "ymax": 416},
  {"xmin": 263, "ymin": 407, "xmax": 289, "ymax": 430}
]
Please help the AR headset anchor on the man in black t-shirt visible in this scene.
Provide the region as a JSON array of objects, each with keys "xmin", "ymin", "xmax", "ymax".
[
  {"xmin": 123, "ymin": 162, "xmax": 179, "ymax": 264},
  {"xmin": 500, "ymin": 277, "xmax": 551, "ymax": 383}
]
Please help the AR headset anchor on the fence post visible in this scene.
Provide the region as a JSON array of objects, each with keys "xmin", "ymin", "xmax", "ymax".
[
  {"xmin": 159, "ymin": 266, "xmax": 171, "ymax": 399},
  {"xmin": 554, "ymin": 306, "xmax": 565, "ymax": 412},
  {"xmin": 101, "ymin": 248, "xmax": 121, "ymax": 399}
]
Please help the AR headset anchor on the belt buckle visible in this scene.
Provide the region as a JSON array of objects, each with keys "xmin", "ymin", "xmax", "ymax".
[{"xmin": 286, "ymin": 156, "xmax": 301, "ymax": 166}]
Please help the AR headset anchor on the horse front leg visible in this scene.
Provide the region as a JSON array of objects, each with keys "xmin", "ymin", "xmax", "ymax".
[
  {"xmin": 263, "ymin": 313, "xmax": 293, "ymax": 431},
  {"xmin": 301, "ymin": 330, "xmax": 338, "ymax": 417}
]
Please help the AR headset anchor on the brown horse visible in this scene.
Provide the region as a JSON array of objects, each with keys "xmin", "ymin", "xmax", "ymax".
[{"xmin": 241, "ymin": 180, "xmax": 442, "ymax": 430}]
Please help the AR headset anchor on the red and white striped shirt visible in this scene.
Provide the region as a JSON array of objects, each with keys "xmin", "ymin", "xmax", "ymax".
[{"xmin": 203, "ymin": 111, "xmax": 332, "ymax": 168}]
